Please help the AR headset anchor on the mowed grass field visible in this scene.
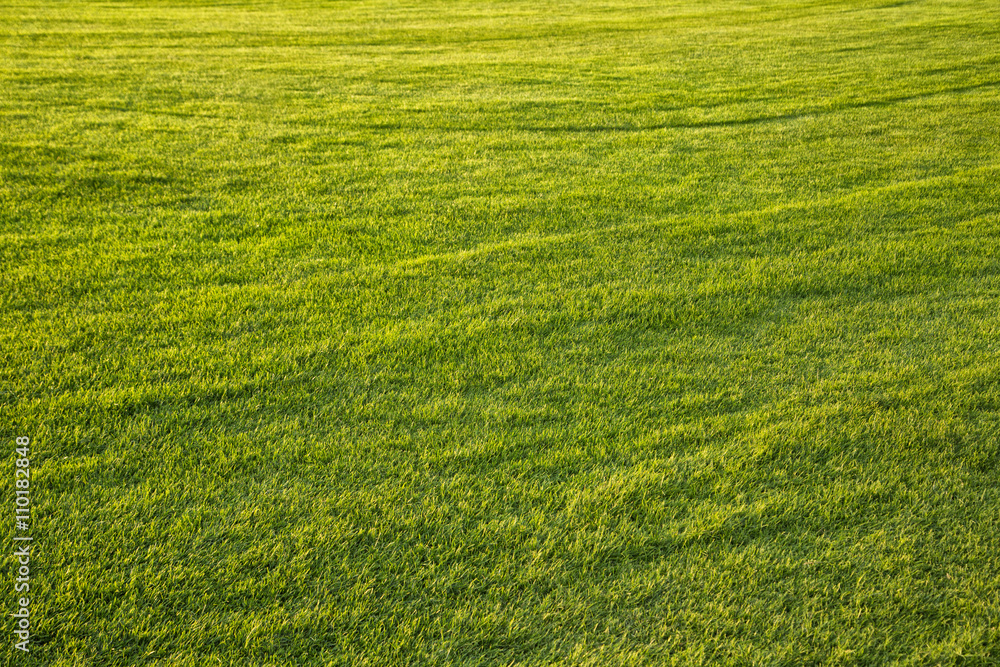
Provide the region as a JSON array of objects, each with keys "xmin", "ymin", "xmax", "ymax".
[{"xmin": 2, "ymin": 0, "xmax": 1000, "ymax": 664}]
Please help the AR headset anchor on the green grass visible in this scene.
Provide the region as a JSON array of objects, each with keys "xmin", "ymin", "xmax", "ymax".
[{"xmin": 2, "ymin": 0, "xmax": 1000, "ymax": 664}]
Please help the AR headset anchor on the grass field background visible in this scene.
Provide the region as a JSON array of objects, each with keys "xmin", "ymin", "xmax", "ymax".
[{"xmin": 2, "ymin": 0, "xmax": 1000, "ymax": 664}]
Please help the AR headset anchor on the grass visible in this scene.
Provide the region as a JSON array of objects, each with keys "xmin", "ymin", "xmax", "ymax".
[{"xmin": 1, "ymin": 0, "xmax": 999, "ymax": 664}]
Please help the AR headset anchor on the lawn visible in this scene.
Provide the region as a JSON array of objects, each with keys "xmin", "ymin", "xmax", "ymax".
[{"xmin": 1, "ymin": 0, "xmax": 999, "ymax": 664}]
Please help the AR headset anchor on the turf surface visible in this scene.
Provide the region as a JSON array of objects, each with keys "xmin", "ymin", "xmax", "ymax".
[{"xmin": 2, "ymin": 0, "xmax": 1000, "ymax": 664}]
